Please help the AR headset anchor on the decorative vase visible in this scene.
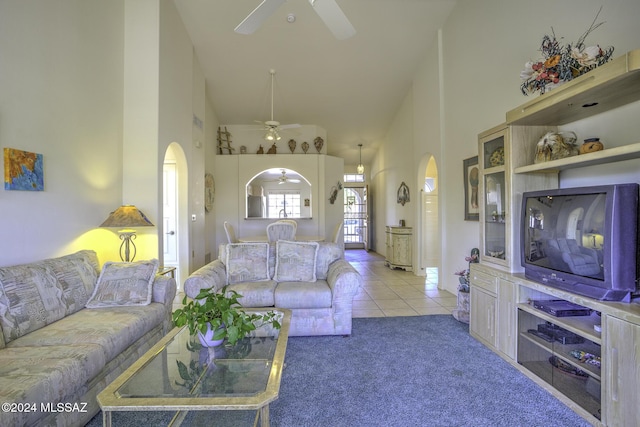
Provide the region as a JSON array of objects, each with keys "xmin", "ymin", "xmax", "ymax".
[
  {"xmin": 288, "ymin": 139, "xmax": 296, "ymax": 153},
  {"xmin": 301, "ymin": 141, "xmax": 309, "ymax": 153},
  {"xmin": 197, "ymin": 323, "xmax": 225, "ymax": 347},
  {"xmin": 314, "ymin": 136, "xmax": 324, "ymax": 153},
  {"xmin": 452, "ymin": 291, "xmax": 470, "ymax": 324}
]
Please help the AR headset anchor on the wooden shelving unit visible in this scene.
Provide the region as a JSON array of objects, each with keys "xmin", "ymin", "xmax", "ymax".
[
  {"xmin": 514, "ymin": 141, "xmax": 640, "ymax": 174},
  {"xmin": 506, "ymin": 49, "xmax": 640, "ymax": 126},
  {"xmin": 471, "ymin": 49, "xmax": 640, "ymax": 427}
]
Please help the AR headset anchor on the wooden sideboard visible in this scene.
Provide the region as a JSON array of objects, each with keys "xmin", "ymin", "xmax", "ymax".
[{"xmin": 384, "ymin": 226, "xmax": 412, "ymax": 271}]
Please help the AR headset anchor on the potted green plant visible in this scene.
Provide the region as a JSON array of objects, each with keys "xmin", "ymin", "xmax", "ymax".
[{"xmin": 172, "ymin": 285, "xmax": 281, "ymax": 347}]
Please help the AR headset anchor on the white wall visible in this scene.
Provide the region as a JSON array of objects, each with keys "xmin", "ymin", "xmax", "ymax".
[
  {"xmin": 374, "ymin": 0, "xmax": 640, "ymax": 294},
  {"xmin": 0, "ymin": 0, "xmax": 217, "ymax": 279},
  {"xmin": 370, "ymin": 91, "xmax": 415, "ymax": 252},
  {"xmin": 213, "ymin": 152, "xmax": 343, "ymax": 251},
  {"xmin": 0, "ymin": 0, "xmax": 125, "ymax": 266}
]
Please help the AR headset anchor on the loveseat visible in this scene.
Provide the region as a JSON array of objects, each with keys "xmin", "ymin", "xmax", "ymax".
[
  {"xmin": 0, "ymin": 250, "xmax": 176, "ymax": 427},
  {"xmin": 184, "ymin": 241, "xmax": 362, "ymax": 336}
]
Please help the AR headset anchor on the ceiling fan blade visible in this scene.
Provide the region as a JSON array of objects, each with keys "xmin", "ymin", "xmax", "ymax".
[
  {"xmin": 235, "ymin": 0, "xmax": 286, "ymax": 35},
  {"xmin": 279, "ymin": 123, "xmax": 301, "ymax": 130},
  {"xmin": 309, "ymin": 0, "xmax": 356, "ymax": 40}
]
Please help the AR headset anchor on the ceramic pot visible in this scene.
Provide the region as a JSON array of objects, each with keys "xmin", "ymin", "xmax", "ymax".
[
  {"xmin": 197, "ymin": 323, "xmax": 225, "ymax": 347},
  {"xmin": 580, "ymin": 138, "xmax": 604, "ymax": 154}
]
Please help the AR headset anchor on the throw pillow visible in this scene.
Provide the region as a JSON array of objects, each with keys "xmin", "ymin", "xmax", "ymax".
[
  {"xmin": 274, "ymin": 240, "xmax": 319, "ymax": 282},
  {"xmin": 226, "ymin": 243, "xmax": 270, "ymax": 284},
  {"xmin": 85, "ymin": 259, "xmax": 158, "ymax": 308},
  {"xmin": 0, "ymin": 263, "xmax": 67, "ymax": 343}
]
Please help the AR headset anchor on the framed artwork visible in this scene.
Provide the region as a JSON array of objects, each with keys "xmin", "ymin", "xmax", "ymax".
[
  {"xmin": 463, "ymin": 156, "xmax": 479, "ymax": 221},
  {"xmin": 397, "ymin": 182, "xmax": 410, "ymax": 206},
  {"xmin": 4, "ymin": 148, "xmax": 44, "ymax": 191},
  {"xmin": 204, "ymin": 173, "xmax": 215, "ymax": 212}
]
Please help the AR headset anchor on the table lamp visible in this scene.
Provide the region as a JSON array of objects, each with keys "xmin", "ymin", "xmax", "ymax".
[{"xmin": 100, "ymin": 205, "xmax": 154, "ymax": 262}]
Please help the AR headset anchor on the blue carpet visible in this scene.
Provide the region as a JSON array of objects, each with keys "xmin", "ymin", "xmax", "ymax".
[{"xmin": 86, "ymin": 315, "xmax": 593, "ymax": 426}]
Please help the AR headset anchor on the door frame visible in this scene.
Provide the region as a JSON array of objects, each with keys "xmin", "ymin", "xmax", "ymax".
[{"xmin": 163, "ymin": 142, "xmax": 189, "ymax": 289}]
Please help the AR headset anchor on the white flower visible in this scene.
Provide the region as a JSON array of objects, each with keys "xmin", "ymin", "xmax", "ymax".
[
  {"xmin": 571, "ymin": 45, "xmax": 601, "ymax": 67},
  {"xmin": 520, "ymin": 61, "xmax": 535, "ymax": 80}
]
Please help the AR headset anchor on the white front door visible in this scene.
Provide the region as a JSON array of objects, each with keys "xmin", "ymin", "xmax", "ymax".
[{"xmin": 163, "ymin": 163, "xmax": 178, "ymax": 267}]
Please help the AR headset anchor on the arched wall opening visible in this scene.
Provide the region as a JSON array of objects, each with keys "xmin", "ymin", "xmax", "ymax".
[
  {"xmin": 416, "ymin": 153, "xmax": 440, "ymax": 284},
  {"xmin": 163, "ymin": 142, "xmax": 189, "ymax": 289}
]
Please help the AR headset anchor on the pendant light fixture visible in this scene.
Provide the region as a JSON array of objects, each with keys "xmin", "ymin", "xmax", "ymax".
[
  {"xmin": 357, "ymin": 143, "xmax": 365, "ymax": 174},
  {"xmin": 264, "ymin": 69, "xmax": 281, "ymax": 142}
]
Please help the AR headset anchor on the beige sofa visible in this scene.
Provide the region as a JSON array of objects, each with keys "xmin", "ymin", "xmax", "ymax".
[
  {"xmin": 184, "ymin": 241, "xmax": 362, "ymax": 336},
  {"xmin": 0, "ymin": 250, "xmax": 176, "ymax": 427}
]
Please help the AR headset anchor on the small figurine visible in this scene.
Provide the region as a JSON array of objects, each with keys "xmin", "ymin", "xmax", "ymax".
[
  {"xmin": 256, "ymin": 145, "xmax": 264, "ymax": 154},
  {"xmin": 267, "ymin": 143, "xmax": 277, "ymax": 154}
]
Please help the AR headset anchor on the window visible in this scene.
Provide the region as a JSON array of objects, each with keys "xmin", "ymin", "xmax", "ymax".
[
  {"xmin": 344, "ymin": 173, "xmax": 365, "ymax": 183},
  {"xmin": 267, "ymin": 191, "xmax": 301, "ymax": 218}
]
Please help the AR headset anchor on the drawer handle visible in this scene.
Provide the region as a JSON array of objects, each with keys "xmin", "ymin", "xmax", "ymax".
[{"xmin": 611, "ymin": 347, "xmax": 619, "ymax": 402}]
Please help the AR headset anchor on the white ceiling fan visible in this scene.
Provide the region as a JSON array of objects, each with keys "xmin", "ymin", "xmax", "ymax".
[
  {"xmin": 268, "ymin": 169, "xmax": 302, "ymax": 185},
  {"xmin": 256, "ymin": 69, "xmax": 300, "ymax": 142},
  {"xmin": 235, "ymin": 0, "xmax": 356, "ymax": 40}
]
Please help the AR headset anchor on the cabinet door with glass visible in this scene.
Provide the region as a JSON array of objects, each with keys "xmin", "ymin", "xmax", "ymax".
[{"xmin": 479, "ymin": 125, "xmax": 510, "ymax": 269}]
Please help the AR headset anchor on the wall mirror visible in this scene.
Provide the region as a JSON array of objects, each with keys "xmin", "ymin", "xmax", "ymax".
[{"xmin": 246, "ymin": 168, "xmax": 312, "ymax": 219}]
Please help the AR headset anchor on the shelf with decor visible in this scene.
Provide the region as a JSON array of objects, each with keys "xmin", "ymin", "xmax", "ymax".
[
  {"xmin": 514, "ymin": 141, "xmax": 640, "ymax": 173},
  {"xmin": 517, "ymin": 306, "xmax": 602, "ymax": 422},
  {"xmin": 507, "ymin": 49, "xmax": 640, "ymax": 126},
  {"xmin": 472, "ymin": 47, "xmax": 640, "ymax": 427},
  {"xmin": 508, "ymin": 49, "xmax": 640, "ymax": 176}
]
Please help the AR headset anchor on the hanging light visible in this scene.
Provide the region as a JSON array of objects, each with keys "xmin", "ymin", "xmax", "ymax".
[
  {"xmin": 265, "ymin": 127, "xmax": 281, "ymax": 141},
  {"xmin": 356, "ymin": 143, "xmax": 365, "ymax": 174},
  {"xmin": 264, "ymin": 69, "xmax": 282, "ymax": 142}
]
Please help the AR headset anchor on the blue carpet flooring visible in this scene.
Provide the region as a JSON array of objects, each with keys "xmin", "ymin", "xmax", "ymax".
[{"xmin": 86, "ymin": 315, "xmax": 593, "ymax": 426}]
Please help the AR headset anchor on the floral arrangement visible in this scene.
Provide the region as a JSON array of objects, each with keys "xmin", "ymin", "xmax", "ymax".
[
  {"xmin": 454, "ymin": 248, "xmax": 479, "ymax": 293},
  {"xmin": 520, "ymin": 8, "xmax": 614, "ymax": 96}
]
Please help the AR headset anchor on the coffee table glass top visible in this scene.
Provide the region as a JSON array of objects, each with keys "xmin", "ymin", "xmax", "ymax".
[{"xmin": 98, "ymin": 309, "xmax": 290, "ymax": 413}]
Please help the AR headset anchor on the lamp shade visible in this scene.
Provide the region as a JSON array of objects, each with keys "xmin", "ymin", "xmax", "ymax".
[{"xmin": 100, "ymin": 205, "xmax": 154, "ymax": 229}]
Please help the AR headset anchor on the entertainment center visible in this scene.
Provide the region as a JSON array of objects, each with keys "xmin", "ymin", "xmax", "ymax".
[{"xmin": 470, "ymin": 49, "xmax": 640, "ymax": 427}]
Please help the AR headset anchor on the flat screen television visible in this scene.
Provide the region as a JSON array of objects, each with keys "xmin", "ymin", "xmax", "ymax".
[{"xmin": 520, "ymin": 183, "xmax": 639, "ymax": 301}]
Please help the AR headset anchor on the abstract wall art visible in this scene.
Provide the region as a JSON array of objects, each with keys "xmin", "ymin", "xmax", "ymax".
[{"xmin": 4, "ymin": 148, "xmax": 44, "ymax": 191}]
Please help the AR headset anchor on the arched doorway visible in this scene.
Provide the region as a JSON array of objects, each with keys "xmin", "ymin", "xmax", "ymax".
[
  {"xmin": 417, "ymin": 154, "xmax": 439, "ymax": 283},
  {"xmin": 163, "ymin": 142, "xmax": 189, "ymax": 289}
]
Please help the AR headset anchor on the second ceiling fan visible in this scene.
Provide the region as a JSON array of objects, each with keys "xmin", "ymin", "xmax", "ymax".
[
  {"xmin": 265, "ymin": 169, "xmax": 302, "ymax": 185},
  {"xmin": 235, "ymin": 0, "xmax": 356, "ymax": 40},
  {"xmin": 257, "ymin": 69, "xmax": 300, "ymax": 142}
]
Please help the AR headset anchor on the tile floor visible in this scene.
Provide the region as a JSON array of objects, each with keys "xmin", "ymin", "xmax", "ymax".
[{"xmin": 345, "ymin": 249, "xmax": 457, "ymax": 317}]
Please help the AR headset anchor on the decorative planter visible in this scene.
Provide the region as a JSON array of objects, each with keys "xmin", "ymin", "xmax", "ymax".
[
  {"xmin": 197, "ymin": 324, "xmax": 225, "ymax": 347},
  {"xmin": 452, "ymin": 291, "xmax": 470, "ymax": 324}
]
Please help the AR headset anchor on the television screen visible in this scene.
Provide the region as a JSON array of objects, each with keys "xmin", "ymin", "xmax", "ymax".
[
  {"xmin": 523, "ymin": 192, "xmax": 606, "ymax": 281},
  {"xmin": 521, "ymin": 184, "xmax": 639, "ymax": 301}
]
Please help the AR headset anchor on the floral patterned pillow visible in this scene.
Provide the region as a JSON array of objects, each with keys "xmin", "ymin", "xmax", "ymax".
[
  {"xmin": 226, "ymin": 243, "xmax": 270, "ymax": 284},
  {"xmin": 274, "ymin": 240, "xmax": 319, "ymax": 282},
  {"xmin": 85, "ymin": 259, "xmax": 158, "ymax": 308}
]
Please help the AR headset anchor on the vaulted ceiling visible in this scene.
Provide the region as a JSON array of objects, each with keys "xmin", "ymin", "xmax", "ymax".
[{"xmin": 173, "ymin": 0, "xmax": 456, "ymax": 165}]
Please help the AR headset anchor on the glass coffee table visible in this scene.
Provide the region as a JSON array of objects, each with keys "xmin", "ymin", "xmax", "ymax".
[{"xmin": 98, "ymin": 309, "xmax": 290, "ymax": 427}]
